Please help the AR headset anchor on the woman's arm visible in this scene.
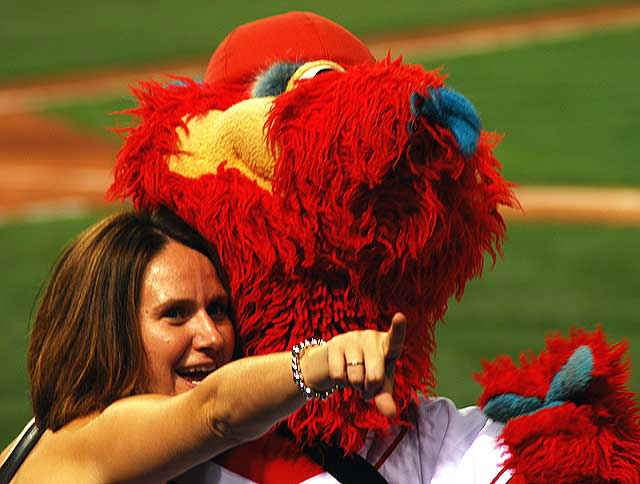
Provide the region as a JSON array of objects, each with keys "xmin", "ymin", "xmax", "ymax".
[{"xmin": 65, "ymin": 313, "xmax": 406, "ymax": 484}]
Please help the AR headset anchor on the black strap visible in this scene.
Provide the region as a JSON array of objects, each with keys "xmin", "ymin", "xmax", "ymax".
[
  {"xmin": 0, "ymin": 421, "xmax": 45, "ymax": 484},
  {"xmin": 275, "ymin": 425, "xmax": 388, "ymax": 484}
]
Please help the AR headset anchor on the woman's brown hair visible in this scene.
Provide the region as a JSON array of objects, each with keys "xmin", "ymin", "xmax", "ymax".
[{"xmin": 27, "ymin": 208, "xmax": 232, "ymax": 431}]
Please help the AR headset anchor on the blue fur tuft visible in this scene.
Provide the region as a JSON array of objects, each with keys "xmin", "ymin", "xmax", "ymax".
[
  {"xmin": 484, "ymin": 394, "xmax": 544, "ymax": 423},
  {"xmin": 252, "ymin": 62, "xmax": 304, "ymax": 97},
  {"xmin": 483, "ymin": 346, "xmax": 595, "ymax": 423},
  {"xmin": 410, "ymin": 87, "xmax": 481, "ymax": 158},
  {"xmin": 545, "ymin": 346, "xmax": 594, "ymax": 404}
]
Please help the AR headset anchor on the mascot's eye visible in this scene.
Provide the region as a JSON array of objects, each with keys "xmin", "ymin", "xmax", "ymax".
[
  {"xmin": 253, "ymin": 60, "xmax": 345, "ymax": 97},
  {"xmin": 285, "ymin": 60, "xmax": 345, "ymax": 93},
  {"xmin": 297, "ymin": 65, "xmax": 338, "ymax": 80}
]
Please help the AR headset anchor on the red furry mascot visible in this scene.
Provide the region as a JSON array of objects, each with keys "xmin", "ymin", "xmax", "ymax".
[{"xmin": 110, "ymin": 12, "xmax": 639, "ymax": 484}]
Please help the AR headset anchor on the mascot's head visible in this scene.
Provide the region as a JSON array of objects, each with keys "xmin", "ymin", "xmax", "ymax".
[{"xmin": 110, "ymin": 12, "xmax": 516, "ymax": 451}]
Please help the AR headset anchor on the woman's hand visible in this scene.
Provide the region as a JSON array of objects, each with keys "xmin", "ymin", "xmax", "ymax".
[{"xmin": 300, "ymin": 312, "xmax": 407, "ymax": 417}]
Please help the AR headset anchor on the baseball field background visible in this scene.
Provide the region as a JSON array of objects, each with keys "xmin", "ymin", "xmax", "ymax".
[{"xmin": 1, "ymin": 0, "xmax": 639, "ymax": 445}]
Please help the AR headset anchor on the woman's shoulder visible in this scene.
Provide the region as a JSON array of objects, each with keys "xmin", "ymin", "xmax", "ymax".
[{"xmin": 4, "ymin": 417, "xmax": 102, "ymax": 484}]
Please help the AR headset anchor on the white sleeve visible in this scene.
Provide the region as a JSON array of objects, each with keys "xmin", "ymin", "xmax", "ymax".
[{"xmin": 370, "ymin": 397, "xmax": 512, "ymax": 484}]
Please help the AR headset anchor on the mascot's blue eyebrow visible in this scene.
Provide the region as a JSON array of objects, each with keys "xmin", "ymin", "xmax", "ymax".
[{"xmin": 252, "ymin": 62, "xmax": 304, "ymax": 97}]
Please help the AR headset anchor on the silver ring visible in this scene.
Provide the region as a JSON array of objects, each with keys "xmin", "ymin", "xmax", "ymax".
[{"xmin": 347, "ymin": 360, "xmax": 364, "ymax": 367}]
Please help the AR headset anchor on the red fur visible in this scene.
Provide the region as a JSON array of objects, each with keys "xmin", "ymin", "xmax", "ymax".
[
  {"xmin": 110, "ymin": 59, "xmax": 516, "ymax": 451},
  {"xmin": 477, "ymin": 329, "xmax": 640, "ymax": 483}
]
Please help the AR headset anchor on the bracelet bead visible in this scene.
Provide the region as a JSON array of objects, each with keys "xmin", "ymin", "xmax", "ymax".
[{"xmin": 291, "ymin": 338, "xmax": 337, "ymax": 400}]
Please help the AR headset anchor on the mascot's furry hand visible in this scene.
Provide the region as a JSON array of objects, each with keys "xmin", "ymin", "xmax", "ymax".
[
  {"xmin": 477, "ymin": 329, "xmax": 640, "ymax": 484},
  {"xmin": 109, "ymin": 11, "xmax": 515, "ymax": 451}
]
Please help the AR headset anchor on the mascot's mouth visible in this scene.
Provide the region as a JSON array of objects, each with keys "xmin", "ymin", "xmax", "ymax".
[{"xmin": 175, "ymin": 365, "xmax": 217, "ymax": 385}]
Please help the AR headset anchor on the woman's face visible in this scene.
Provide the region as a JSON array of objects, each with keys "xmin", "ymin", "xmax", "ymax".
[{"xmin": 139, "ymin": 240, "xmax": 235, "ymax": 395}]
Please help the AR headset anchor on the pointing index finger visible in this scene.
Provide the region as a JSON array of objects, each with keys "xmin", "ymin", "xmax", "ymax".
[{"xmin": 383, "ymin": 312, "xmax": 406, "ymax": 361}]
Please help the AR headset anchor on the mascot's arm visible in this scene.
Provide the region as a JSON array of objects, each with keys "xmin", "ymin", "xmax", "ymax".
[{"xmin": 476, "ymin": 328, "xmax": 640, "ymax": 484}]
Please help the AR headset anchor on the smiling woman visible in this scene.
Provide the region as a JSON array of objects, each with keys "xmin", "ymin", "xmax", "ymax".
[
  {"xmin": 26, "ymin": 208, "xmax": 237, "ymax": 432},
  {"xmin": 0, "ymin": 208, "xmax": 406, "ymax": 483}
]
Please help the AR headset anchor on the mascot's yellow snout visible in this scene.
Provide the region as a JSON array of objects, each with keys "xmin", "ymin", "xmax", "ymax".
[
  {"xmin": 168, "ymin": 60, "xmax": 345, "ymax": 193},
  {"xmin": 168, "ymin": 96, "xmax": 276, "ymax": 192}
]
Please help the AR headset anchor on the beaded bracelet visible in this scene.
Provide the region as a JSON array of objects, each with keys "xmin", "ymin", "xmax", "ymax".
[{"xmin": 291, "ymin": 338, "xmax": 337, "ymax": 400}]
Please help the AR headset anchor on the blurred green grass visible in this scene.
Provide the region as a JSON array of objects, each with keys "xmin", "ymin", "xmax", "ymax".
[
  {"xmin": 435, "ymin": 222, "xmax": 640, "ymax": 405},
  {"xmin": 1, "ymin": 215, "xmax": 638, "ymax": 442},
  {"xmin": 1, "ymin": 0, "xmax": 627, "ymax": 81},
  {"xmin": 42, "ymin": 95, "xmax": 136, "ymax": 143}
]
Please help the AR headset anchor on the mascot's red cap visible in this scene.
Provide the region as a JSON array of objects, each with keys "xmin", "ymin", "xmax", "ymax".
[{"xmin": 204, "ymin": 11, "xmax": 375, "ymax": 85}]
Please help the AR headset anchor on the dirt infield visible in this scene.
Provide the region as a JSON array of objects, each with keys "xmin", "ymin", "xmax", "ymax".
[
  {"xmin": 0, "ymin": 113, "xmax": 118, "ymax": 220},
  {"xmin": 1, "ymin": 3, "xmax": 639, "ymax": 223},
  {"xmin": 503, "ymin": 187, "xmax": 640, "ymax": 225}
]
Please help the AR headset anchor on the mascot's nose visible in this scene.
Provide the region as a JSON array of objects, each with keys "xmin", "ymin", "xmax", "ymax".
[{"xmin": 410, "ymin": 87, "xmax": 481, "ymax": 158}]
